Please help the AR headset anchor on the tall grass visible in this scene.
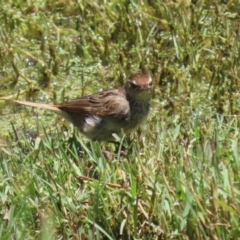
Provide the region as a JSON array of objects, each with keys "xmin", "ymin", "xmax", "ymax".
[{"xmin": 0, "ymin": 0, "xmax": 240, "ymax": 239}]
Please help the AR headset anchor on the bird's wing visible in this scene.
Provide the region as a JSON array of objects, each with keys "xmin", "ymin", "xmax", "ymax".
[{"xmin": 58, "ymin": 88, "xmax": 130, "ymax": 116}]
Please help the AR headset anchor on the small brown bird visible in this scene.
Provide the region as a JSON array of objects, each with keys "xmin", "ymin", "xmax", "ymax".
[{"xmin": 2, "ymin": 73, "xmax": 152, "ymax": 141}]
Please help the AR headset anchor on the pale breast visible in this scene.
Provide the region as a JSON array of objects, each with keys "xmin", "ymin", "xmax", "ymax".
[{"xmin": 124, "ymin": 100, "xmax": 150, "ymax": 133}]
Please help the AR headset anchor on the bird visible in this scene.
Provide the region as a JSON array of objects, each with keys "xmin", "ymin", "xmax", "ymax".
[{"xmin": 1, "ymin": 73, "xmax": 152, "ymax": 141}]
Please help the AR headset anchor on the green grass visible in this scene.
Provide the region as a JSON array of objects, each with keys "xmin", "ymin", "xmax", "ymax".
[
  {"xmin": 1, "ymin": 0, "xmax": 240, "ymax": 239},
  {"xmin": 1, "ymin": 115, "xmax": 240, "ymax": 239}
]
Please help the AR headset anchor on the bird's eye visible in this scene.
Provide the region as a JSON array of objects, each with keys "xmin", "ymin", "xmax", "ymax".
[
  {"xmin": 130, "ymin": 82, "xmax": 138, "ymax": 89},
  {"xmin": 128, "ymin": 80, "xmax": 138, "ymax": 89}
]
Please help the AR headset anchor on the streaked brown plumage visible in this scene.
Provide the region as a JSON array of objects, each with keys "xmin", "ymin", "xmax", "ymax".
[{"xmin": 2, "ymin": 73, "xmax": 152, "ymax": 141}]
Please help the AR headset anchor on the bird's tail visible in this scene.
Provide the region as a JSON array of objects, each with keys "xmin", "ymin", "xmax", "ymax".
[{"xmin": 0, "ymin": 98, "xmax": 62, "ymax": 114}]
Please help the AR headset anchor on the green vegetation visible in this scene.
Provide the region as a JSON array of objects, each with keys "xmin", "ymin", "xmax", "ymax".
[{"xmin": 1, "ymin": 0, "xmax": 240, "ymax": 239}]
